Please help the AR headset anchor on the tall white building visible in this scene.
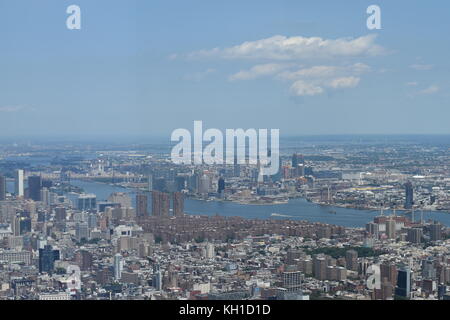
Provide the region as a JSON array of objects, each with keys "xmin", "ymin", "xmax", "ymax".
[
  {"xmin": 114, "ymin": 253, "xmax": 123, "ymax": 280},
  {"xmin": 15, "ymin": 169, "xmax": 24, "ymax": 197},
  {"xmin": 199, "ymin": 174, "xmax": 211, "ymax": 194},
  {"xmin": 205, "ymin": 243, "xmax": 215, "ymax": 259}
]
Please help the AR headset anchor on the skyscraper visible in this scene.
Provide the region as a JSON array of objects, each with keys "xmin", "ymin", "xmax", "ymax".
[
  {"xmin": 292, "ymin": 153, "xmax": 304, "ymax": 168},
  {"xmin": 395, "ymin": 266, "xmax": 411, "ymax": 298},
  {"xmin": 313, "ymin": 256, "xmax": 327, "ymax": 280},
  {"xmin": 74, "ymin": 250, "xmax": 93, "ymax": 271},
  {"xmin": 15, "ymin": 169, "xmax": 24, "ymax": 197},
  {"xmin": 153, "ymin": 264, "xmax": 162, "ymax": 291},
  {"xmin": 345, "ymin": 250, "xmax": 358, "ymax": 272},
  {"xmin": 405, "ymin": 181, "xmax": 414, "ymax": 209},
  {"xmin": 160, "ymin": 192, "xmax": 170, "ymax": 216},
  {"xmin": 136, "ymin": 193, "xmax": 148, "ymax": 217},
  {"xmin": 39, "ymin": 245, "xmax": 59, "ymax": 274},
  {"xmin": 198, "ymin": 174, "xmax": 211, "ymax": 194},
  {"xmin": 108, "ymin": 192, "xmax": 132, "ymax": 208},
  {"xmin": 114, "ymin": 253, "xmax": 123, "ymax": 280},
  {"xmin": 0, "ymin": 174, "xmax": 6, "ymax": 201},
  {"xmin": 40, "ymin": 187, "xmax": 50, "ymax": 207},
  {"xmin": 217, "ymin": 177, "xmax": 225, "ymax": 194},
  {"xmin": 173, "ymin": 192, "xmax": 184, "ymax": 216},
  {"xmin": 385, "ymin": 218, "xmax": 396, "ymax": 239},
  {"xmin": 75, "ymin": 222, "xmax": 89, "ymax": 242},
  {"xmin": 28, "ymin": 175, "xmax": 42, "ymax": 201},
  {"xmin": 76, "ymin": 194, "xmax": 97, "ymax": 211},
  {"xmin": 430, "ymin": 222, "xmax": 442, "ymax": 241},
  {"xmin": 380, "ymin": 262, "xmax": 397, "ymax": 287},
  {"xmin": 152, "ymin": 191, "xmax": 170, "ymax": 216},
  {"xmin": 283, "ymin": 271, "xmax": 302, "ymax": 292},
  {"xmin": 407, "ymin": 227, "xmax": 422, "ymax": 244}
]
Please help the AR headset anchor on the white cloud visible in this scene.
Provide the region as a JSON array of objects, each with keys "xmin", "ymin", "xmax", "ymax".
[
  {"xmin": 277, "ymin": 63, "xmax": 370, "ymax": 81},
  {"xmin": 187, "ymin": 34, "xmax": 385, "ymax": 60},
  {"xmin": 406, "ymin": 81, "xmax": 419, "ymax": 86},
  {"xmin": 290, "ymin": 81, "xmax": 324, "ymax": 96},
  {"xmin": 175, "ymin": 34, "xmax": 383, "ymax": 98},
  {"xmin": 418, "ymin": 85, "xmax": 439, "ymax": 95},
  {"xmin": 276, "ymin": 63, "xmax": 368, "ymax": 96},
  {"xmin": 410, "ymin": 64, "xmax": 433, "ymax": 71},
  {"xmin": 328, "ymin": 77, "xmax": 360, "ymax": 89},
  {"xmin": 229, "ymin": 63, "xmax": 290, "ymax": 81}
]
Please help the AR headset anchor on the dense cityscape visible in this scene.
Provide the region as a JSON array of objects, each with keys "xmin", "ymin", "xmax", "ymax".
[{"xmin": 0, "ymin": 136, "xmax": 450, "ymax": 300}]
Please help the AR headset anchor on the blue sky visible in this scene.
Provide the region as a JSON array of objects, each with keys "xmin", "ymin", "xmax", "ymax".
[{"xmin": 0, "ymin": 0, "xmax": 449, "ymax": 138}]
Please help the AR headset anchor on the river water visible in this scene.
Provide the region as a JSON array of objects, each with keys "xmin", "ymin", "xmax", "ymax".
[{"xmin": 67, "ymin": 180, "xmax": 450, "ymax": 228}]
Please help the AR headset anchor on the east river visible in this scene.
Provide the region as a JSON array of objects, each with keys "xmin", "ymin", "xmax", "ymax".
[{"xmin": 67, "ymin": 180, "xmax": 450, "ymax": 228}]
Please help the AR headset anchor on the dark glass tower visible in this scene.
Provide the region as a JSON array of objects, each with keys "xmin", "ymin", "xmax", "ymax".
[
  {"xmin": 39, "ymin": 245, "xmax": 58, "ymax": 274},
  {"xmin": 28, "ymin": 175, "xmax": 42, "ymax": 201},
  {"xmin": 0, "ymin": 174, "xmax": 6, "ymax": 201},
  {"xmin": 404, "ymin": 181, "xmax": 414, "ymax": 209},
  {"xmin": 395, "ymin": 266, "xmax": 411, "ymax": 298}
]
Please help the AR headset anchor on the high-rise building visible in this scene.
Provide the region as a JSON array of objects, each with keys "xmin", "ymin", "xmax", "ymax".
[
  {"xmin": 74, "ymin": 250, "xmax": 93, "ymax": 271},
  {"xmin": 346, "ymin": 250, "xmax": 358, "ymax": 272},
  {"xmin": 75, "ymin": 222, "xmax": 89, "ymax": 242},
  {"xmin": 366, "ymin": 222, "xmax": 379, "ymax": 238},
  {"xmin": 381, "ymin": 278, "xmax": 394, "ymax": 300},
  {"xmin": 153, "ymin": 264, "xmax": 162, "ymax": 290},
  {"xmin": 198, "ymin": 174, "xmax": 211, "ymax": 194},
  {"xmin": 205, "ymin": 243, "xmax": 215, "ymax": 259},
  {"xmin": 136, "ymin": 194, "xmax": 148, "ymax": 217},
  {"xmin": 39, "ymin": 245, "xmax": 59, "ymax": 274},
  {"xmin": 16, "ymin": 216, "xmax": 31, "ymax": 235},
  {"xmin": 292, "ymin": 153, "xmax": 304, "ymax": 169},
  {"xmin": 160, "ymin": 192, "xmax": 170, "ymax": 216},
  {"xmin": 28, "ymin": 176, "xmax": 42, "ymax": 201},
  {"xmin": 114, "ymin": 253, "xmax": 123, "ymax": 280},
  {"xmin": 152, "ymin": 191, "xmax": 170, "ymax": 216},
  {"xmin": 407, "ymin": 227, "xmax": 423, "ymax": 244},
  {"xmin": 405, "ymin": 181, "xmax": 414, "ymax": 209},
  {"xmin": 217, "ymin": 177, "xmax": 225, "ymax": 194},
  {"xmin": 422, "ymin": 257, "xmax": 436, "ymax": 280},
  {"xmin": 313, "ymin": 256, "xmax": 327, "ymax": 280},
  {"xmin": 108, "ymin": 192, "xmax": 132, "ymax": 208},
  {"xmin": 12, "ymin": 215, "xmax": 21, "ymax": 236},
  {"xmin": 76, "ymin": 194, "xmax": 97, "ymax": 211},
  {"xmin": 173, "ymin": 192, "xmax": 184, "ymax": 216},
  {"xmin": 395, "ymin": 266, "xmax": 411, "ymax": 298},
  {"xmin": 54, "ymin": 207, "xmax": 67, "ymax": 222},
  {"xmin": 283, "ymin": 271, "xmax": 302, "ymax": 292},
  {"xmin": 380, "ymin": 263, "xmax": 397, "ymax": 287},
  {"xmin": 385, "ymin": 218, "xmax": 396, "ymax": 239},
  {"xmin": 40, "ymin": 187, "xmax": 50, "ymax": 207},
  {"xmin": 0, "ymin": 174, "xmax": 6, "ymax": 201},
  {"xmin": 430, "ymin": 222, "xmax": 442, "ymax": 241},
  {"xmin": 15, "ymin": 169, "xmax": 24, "ymax": 198}
]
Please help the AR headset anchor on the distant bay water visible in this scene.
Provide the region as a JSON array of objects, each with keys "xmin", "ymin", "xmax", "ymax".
[{"xmin": 68, "ymin": 180, "xmax": 450, "ymax": 228}]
